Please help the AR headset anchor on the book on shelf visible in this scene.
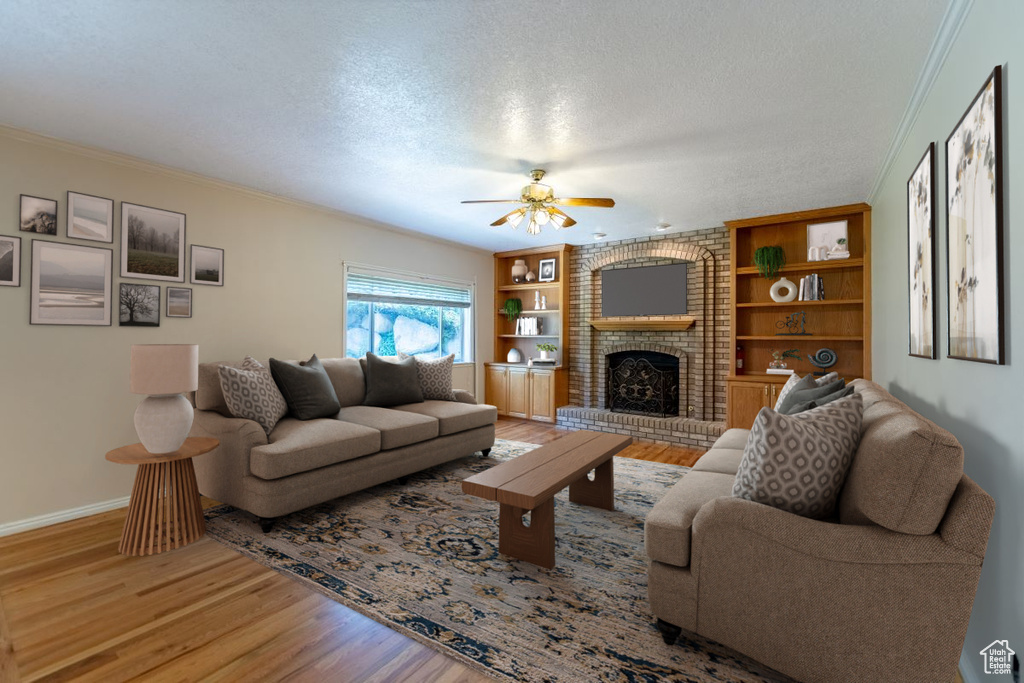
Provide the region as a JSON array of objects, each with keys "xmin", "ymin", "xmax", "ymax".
[{"xmin": 798, "ymin": 274, "xmax": 825, "ymax": 301}]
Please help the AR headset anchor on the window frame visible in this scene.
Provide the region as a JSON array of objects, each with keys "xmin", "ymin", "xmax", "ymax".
[{"xmin": 342, "ymin": 261, "xmax": 476, "ymax": 364}]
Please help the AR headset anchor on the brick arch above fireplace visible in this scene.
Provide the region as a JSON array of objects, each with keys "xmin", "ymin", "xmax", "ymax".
[{"xmin": 581, "ymin": 242, "xmax": 715, "ymax": 274}]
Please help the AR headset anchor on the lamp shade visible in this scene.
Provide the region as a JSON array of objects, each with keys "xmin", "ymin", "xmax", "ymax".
[{"xmin": 130, "ymin": 344, "xmax": 199, "ymax": 395}]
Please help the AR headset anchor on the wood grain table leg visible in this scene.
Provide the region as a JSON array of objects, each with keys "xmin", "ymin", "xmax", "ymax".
[
  {"xmin": 498, "ymin": 498, "xmax": 555, "ymax": 568},
  {"xmin": 569, "ymin": 458, "xmax": 615, "ymax": 510},
  {"xmin": 118, "ymin": 459, "xmax": 206, "ymax": 556}
]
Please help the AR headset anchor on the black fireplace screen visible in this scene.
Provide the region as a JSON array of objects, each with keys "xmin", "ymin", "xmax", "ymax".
[{"xmin": 607, "ymin": 351, "xmax": 680, "ymax": 417}]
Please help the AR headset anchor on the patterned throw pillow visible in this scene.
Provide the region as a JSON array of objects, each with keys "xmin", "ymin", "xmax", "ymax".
[
  {"xmin": 218, "ymin": 356, "xmax": 288, "ymax": 434},
  {"xmin": 732, "ymin": 393, "xmax": 864, "ymax": 519},
  {"xmin": 398, "ymin": 353, "xmax": 457, "ymax": 401}
]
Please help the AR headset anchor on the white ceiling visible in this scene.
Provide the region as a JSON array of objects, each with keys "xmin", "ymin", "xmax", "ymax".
[{"xmin": 1, "ymin": 0, "xmax": 948, "ymax": 251}]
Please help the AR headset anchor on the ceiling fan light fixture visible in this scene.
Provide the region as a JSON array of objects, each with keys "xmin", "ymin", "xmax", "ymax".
[
  {"xmin": 534, "ymin": 207, "xmax": 550, "ymax": 226},
  {"xmin": 549, "ymin": 211, "xmax": 567, "ymax": 229},
  {"xmin": 526, "ymin": 215, "xmax": 541, "ymax": 236},
  {"xmin": 507, "ymin": 209, "xmax": 526, "ymax": 228}
]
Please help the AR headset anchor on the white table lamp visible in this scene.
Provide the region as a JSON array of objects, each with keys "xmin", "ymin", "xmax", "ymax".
[{"xmin": 130, "ymin": 344, "xmax": 199, "ymax": 454}]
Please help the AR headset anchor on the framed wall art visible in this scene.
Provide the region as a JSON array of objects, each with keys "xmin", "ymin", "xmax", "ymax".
[
  {"xmin": 20, "ymin": 195, "xmax": 57, "ymax": 235},
  {"xmin": 30, "ymin": 240, "xmax": 112, "ymax": 326},
  {"xmin": 538, "ymin": 257, "xmax": 556, "ymax": 282},
  {"xmin": 119, "ymin": 282, "xmax": 160, "ymax": 327},
  {"xmin": 907, "ymin": 143, "xmax": 936, "ymax": 359},
  {"xmin": 946, "ymin": 65, "xmax": 1003, "ymax": 364},
  {"xmin": 67, "ymin": 191, "xmax": 114, "ymax": 243},
  {"xmin": 190, "ymin": 245, "xmax": 223, "ymax": 286},
  {"xmin": 121, "ymin": 202, "xmax": 186, "ymax": 282},
  {"xmin": 166, "ymin": 286, "xmax": 193, "ymax": 318},
  {"xmin": 0, "ymin": 235, "xmax": 21, "ymax": 287}
]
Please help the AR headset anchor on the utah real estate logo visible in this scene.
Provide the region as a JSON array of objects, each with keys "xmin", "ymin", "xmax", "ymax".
[{"xmin": 980, "ymin": 640, "xmax": 1015, "ymax": 675}]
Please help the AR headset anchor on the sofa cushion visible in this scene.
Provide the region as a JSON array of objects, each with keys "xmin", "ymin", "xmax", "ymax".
[
  {"xmin": 320, "ymin": 357, "xmax": 366, "ymax": 407},
  {"xmin": 391, "ymin": 400, "xmax": 497, "ymax": 435},
  {"xmin": 839, "ymin": 381, "xmax": 964, "ymax": 535},
  {"xmin": 218, "ymin": 357, "xmax": 288, "ymax": 435},
  {"xmin": 399, "ymin": 352, "xmax": 457, "ymax": 401},
  {"xmin": 785, "ymin": 384, "xmax": 855, "ymax": 415},
  {"xmin": 732, "ymin": 393, "xmax": 863, "ymax": 519},
  {"xmin": 713, "ymin": 428, "xmax": 751, "ymax": 450},
  {"xmin": 335, "ymin": 405, "xmax": 439, "ymax": 450},
  {"xmin": 198, "ymin": 359, "xmax": 266, "ymax": 416},
  {"xmin": 270, "ymin": 355, "xmax": 342, "ymax": 420},
  {"xmin": 776, "ymin": 377, "xmax": 845, "ymax": 415},
  {"xmin": 645, "ymin": 471, "xmax": 736, "ymax": 567},
  {"xmin": 774, "ymin": 371, "xmax": 839, "ymax": 409},
  {"xmin": 363, "ymin": 353, "xmax": 425, "ymax": 407},
  {"xmin": 249, "ymin": 417, "xmax": 380, "ymax": 480},
  {"xmin": 691, "ymin": 448, "xmax": 744, "ymax": 475}
]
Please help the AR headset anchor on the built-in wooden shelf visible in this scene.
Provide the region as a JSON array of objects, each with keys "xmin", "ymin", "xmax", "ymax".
[
  {"xmin": 587, "ymin": 316, "xmax": 696, "ymax": 331},
  {"xmin": 498, "ymin": 282, "xmax": 561, "ymax": 292},
  {"xmin": 498, "ymin": 334, "xmax": 560, "ymax": 339},
  {"xmin": 498, "ymin": 309, "xmax": 560, "ymax": 314},
  {"xmin": 734, "ymin": 258, "xmax": 864, "ymax": 276},
  {"xmin": 735, "ymin": 335, "xmax": 863, "ymax": 341},
  {"xmin": 735, "ymin": 299, "xmax": 863, "ymax": 308}
]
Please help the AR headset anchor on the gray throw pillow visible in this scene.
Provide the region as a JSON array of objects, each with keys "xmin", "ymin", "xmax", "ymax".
[
  {"xmin": 363, "ymin": 352, "xmax": 424, "ymax": 407},
  {"xmin": 786, "ymin": 384, "xmax": 855, "ymax": 415},
  {"xmin": 218, "ymin": 356, "xmax": 288, "ymax": 434},
  {"xmin": 776, "ymin": 378, "xmax": 845, "ymax": 415},
  {"xmin": 398, "ymin": 352, "xmax": 457, "ymax": 401},
  {"xmin": 732, "ymin": 393, "xmax": 864, "ymax": 519},
  {"xmin": 774, "ymin": 372, "xmax": 841, "ymax": 410},
  {"xmin": 269, "ymin": 354, "xmax": 342, "ymax": 420}
]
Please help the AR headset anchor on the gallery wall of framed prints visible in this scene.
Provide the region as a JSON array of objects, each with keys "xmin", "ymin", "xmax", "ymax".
[{"xmin": 7, "ymin": 188, "xmax": 224, "ymax": 328}]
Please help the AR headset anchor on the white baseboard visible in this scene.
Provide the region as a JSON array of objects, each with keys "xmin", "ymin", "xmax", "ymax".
[{"xmin": 0, "ymin": 497, "xmax": 130, "ymax": 538}]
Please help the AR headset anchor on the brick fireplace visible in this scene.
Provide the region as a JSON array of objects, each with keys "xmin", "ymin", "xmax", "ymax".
[{"xmin": 556, "ymin": 228, "xmax": 731, "ymax": 449}]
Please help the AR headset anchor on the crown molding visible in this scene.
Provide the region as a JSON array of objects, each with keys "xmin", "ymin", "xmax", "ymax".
[
  {"xmin": 867, "ymin": 0, "xmax": 975, "ymax": 202},
  {"xmin": 0, "ymin": 123, "xmax": 491, "ymax": 255}
]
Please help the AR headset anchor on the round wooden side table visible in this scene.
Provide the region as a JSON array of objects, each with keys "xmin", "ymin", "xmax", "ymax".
[{"xmin": 106, "ymin": 436, "xmax": 219, "ymax": 556}]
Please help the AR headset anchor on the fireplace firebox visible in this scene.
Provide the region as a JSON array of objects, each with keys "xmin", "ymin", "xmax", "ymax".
[{"xmin": 606, "ymin": 351, "xmax": 680, "ymax": 417}]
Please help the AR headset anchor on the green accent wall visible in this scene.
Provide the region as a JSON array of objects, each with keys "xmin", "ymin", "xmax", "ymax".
[{"xmin": 871, "ymin": 2, "xmax": 1021, "ymax": 679}]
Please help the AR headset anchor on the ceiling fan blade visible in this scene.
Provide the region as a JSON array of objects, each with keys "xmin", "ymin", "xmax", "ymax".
[
  {"xmin": 461, "ymin": 199, "xmax": 524, "ymax": 204},
  {"xmin": 551, "ymin": 197, "xmax": 616, "ymax": 208},
  {"xmin": 490, "ymin": 209, "xmax": 524, "ymax": 227},
  {"xmin": 547, "ymin": 206, "xmax": 577, "ymax": 228}
]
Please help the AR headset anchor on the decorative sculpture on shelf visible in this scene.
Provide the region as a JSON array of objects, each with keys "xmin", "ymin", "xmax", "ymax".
[
  {"xmin": 775, "ymin": 310, "xmax": 810, "ymax": 335},
  {"xmin": 808, "ymin": 348, "xmax": 838, "ymax": 376}
]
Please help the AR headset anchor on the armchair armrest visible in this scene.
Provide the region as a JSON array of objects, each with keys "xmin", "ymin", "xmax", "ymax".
[{"xmin": 453, "ymin": 390, "xmax": 477, "ymax": 404}]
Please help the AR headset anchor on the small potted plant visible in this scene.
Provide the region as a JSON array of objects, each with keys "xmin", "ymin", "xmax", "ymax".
[
  {"xmin": 501, "ymin": 298, "xmax": 522, "ymax": 322},
  {"xmin": 769, "ymin": 348, "xmax": 801, "ymax": 370},
  {"xmin": 753, "ymin": 246, "xmax": 786, "ymax": 278},
  {"xmin": 537, "ymin": 343, "xmax": 557, "ymax": 361}
]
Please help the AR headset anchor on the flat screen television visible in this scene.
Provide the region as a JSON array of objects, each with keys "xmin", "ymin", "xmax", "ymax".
[{"xmin": 601, "ymin": 263, "xmax": 688, "ymax": 317}]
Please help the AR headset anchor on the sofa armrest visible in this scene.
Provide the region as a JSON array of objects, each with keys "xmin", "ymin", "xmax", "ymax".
[
  {"xmin": 453, "ymin": 390, "xmax": 477, "ymax": 405},
  {"xmin": 190, "ymin": 409, "xmax": 267, "ymax": 503},
  {"xmin": 692, "ymin": 496, "xmax": 980, "ymax": 567}
]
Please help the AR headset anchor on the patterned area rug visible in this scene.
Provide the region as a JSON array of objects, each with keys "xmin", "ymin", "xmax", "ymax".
[{"xmin": 205, "ymin": 439, "xmax": 789, "ymax": 682}]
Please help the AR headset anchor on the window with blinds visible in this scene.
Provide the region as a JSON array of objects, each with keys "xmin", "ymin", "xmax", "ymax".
[{"xmin": 344, "ymin": 267, "xmax": 474, "ymax": 362}]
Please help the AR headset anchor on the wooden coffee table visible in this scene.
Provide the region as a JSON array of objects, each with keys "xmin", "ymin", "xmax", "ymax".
[{"xmin": 462, "ymin": 430, "xmax": 632, "ymax": 568}]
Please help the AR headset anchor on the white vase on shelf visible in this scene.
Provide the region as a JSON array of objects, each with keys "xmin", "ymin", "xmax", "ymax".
[
  {"xmin": 770, "ymin": 277, "xmax": 798, "ymax": 302},
  {"xmin": 511, "ymin": 259, "xmax": 528, "ymax": 283}
]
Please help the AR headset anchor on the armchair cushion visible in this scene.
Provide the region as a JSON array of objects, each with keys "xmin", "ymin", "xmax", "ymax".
[
  {"xmin": 644, "ymin": 470, "xmax": 736, "ymax": 567},
  {"xmin": 732, "ymin": 393, "xmax": 863, "ymax": 519}
]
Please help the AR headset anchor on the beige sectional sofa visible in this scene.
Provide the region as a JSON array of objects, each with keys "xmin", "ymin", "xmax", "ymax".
[
  {"xmin": 190, "ymin": 357, "xmax": 497, "ymax": 530},
  {"xmin": 645, "ymin": 379, "xmax": 994, "ymax": 683}
]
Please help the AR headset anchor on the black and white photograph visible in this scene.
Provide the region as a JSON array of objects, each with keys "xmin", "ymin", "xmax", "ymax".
[
  {"xmin": 908, "ymin": 143, "xmax": 936, "ymax": 359},
  {"xmin": 166, "ymin": 286, "xmax": 192, "ymax": 318},
  {"xmin": 120, "ymin": 202, "xmax": 186, "ymax": 282},
  {"xmin": 20, "ymin": 195, "xmax": 58, "ymax": 235},
  {"xmin": 538, "ymin": 257, "xmax": 556, "ymax": 282},
  {"xmin": 67, "ymin": 191, "xmax": 114, "ymax": 243},
  {"xmin": 119, "ymin": 282, "xmax": 160, "ymax": 326},
  {"xmin": 30, "ymin": 240, "xmax": 112, "ymax": 326},
  {"xmin": 946, "ymin": 65, "xmax": 1003, "ymax": 364},
  {"xmin": 191, "ymin": 245, "xmax": 224, "ymax": 286},
  {"xmin": 0, "ymin": 235, "xmax": 21, "ymax": 287}
]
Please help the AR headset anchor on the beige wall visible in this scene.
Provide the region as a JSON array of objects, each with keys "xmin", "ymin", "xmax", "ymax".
[{"xmin": 0, "ymin": 127, "xmax": 493, "ymax": 529}]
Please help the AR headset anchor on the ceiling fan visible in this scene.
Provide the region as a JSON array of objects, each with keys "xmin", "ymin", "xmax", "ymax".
[{"xmin": 462, "ymin": 169, "xmax": 615, "ymax": 235}]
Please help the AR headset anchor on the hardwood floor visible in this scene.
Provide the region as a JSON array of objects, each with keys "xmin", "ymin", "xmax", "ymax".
[{"xmin": 0, "ymin": 419, "xmax": 700, "ymax": 682}]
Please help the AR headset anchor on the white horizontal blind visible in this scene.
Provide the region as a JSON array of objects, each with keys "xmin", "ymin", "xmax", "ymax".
[{"xmin": 347, "ymin": 271, "xmax": 472, "ymax": 309}]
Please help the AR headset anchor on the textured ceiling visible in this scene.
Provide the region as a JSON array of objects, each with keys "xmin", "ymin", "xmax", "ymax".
[{"xmin": 0, "ymin": 0, "xmax": 948, "ymax": 251}]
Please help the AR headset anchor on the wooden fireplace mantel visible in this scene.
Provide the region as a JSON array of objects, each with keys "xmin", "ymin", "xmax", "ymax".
[{"xmin": 588, "ymin": 316, "xmax": 696, "ymax": 331}]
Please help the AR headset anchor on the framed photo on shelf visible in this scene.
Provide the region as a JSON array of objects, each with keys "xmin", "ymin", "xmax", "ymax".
[
  {"xmin": 0, "ymin": 235, "xmax": 21, "ymax": 287},
  {"xmin": 118, "ymin": 282, "xmax": 160, "ymax": 327},
  {"xmin": 20, "ymin": 195, "xmax": 57, "ymax": 235},
  {"xmin": 946, "ymin": 65, "xmax": 1003, "ymax": 364},
  {"xmin": 190, "ymin": 245, "xmax": 224, "ymax": 286},
  {"xmin": 166, "ymin": 286, "xmax": 193, "ymax": 318},
  {"xmin": 907, "ymin": 143, "xmax": 936, "ymax": 359},
  {"xmin": 121, "ymin": 202, "xmax": 186, "ymax": 282},
  {"xmin": 30, "ymin": 240, "xmax": 112, "ymax": 326},
  {"xmin": 67, "ymin": 191, "xmax": 114, "ymax": 243},
  {"xmin": 538, "ymin": 257, "xmax": 556, "ymax": 282}
]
